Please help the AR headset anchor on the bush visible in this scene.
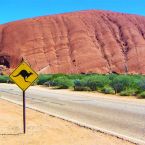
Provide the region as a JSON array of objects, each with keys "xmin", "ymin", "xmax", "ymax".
[
  {"xmin": 74, "ymin": 79, "xmax": 90, "ymax": 91},
  {"xmin": 67, "ymin": 74, "xmax": 86, "ymax": 80},
  {"xmin": 86, "ymin": 78, "xmax": 103, "ymax": 91},
  {"xmin": 37, "ymin": 74, "xmax": 52, "ymax": 85},
  {"xmin": 138, "ymin": 91, "xmax": 145, "ymax": 99},
  {"xmin": 50, "ymin": 74, "xmax": 67, "ymax": 80},
  {"xmin": 83, "ymin": 75, "xmax": 110, "ymax": 91},
  {"xmin": 110, "ymin": 75, "xmax": 134, "ymax": 93},
  {"xmin": 101, "ymin": 86, "xmax": 115, "ymax": 94},
  {"xmin": 52, "ymin": 76, "xmax": 73, "ymax": 89},
  {"xmin": 0, "ymin": 76, "xmax": 10, "ymax": 83},
  {"xmin": 137, "ymin": 79, "xmax": 145, "ymax": 92},
  {"xmin": 120, "ymin": 89, "xmax": 136, "ymax": 96},
  {"xmin": 73, "ymin": 75, "xmax": 110, "ymax": 91},
  {"xmin": 108, "ymin": 74, "xmax": 118, "ymax": 81}
]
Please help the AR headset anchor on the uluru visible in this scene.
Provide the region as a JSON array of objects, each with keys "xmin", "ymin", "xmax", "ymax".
[{"xmin": 0, "ymin": 10, "xmax": 145, "ymax": 74}]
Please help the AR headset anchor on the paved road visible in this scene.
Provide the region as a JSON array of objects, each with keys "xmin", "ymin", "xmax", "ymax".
[{"xmin": 0, "ymin": 84, "xmax": 145, "ymax": 144}]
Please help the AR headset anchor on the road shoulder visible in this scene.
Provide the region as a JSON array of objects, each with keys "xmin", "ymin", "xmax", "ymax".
[{"xmin": 0, "ymin": 99, "xmax": 134, "ymax": 145}]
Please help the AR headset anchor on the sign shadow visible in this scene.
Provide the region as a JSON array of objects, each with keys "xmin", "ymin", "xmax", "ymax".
[{"xmin": 0, "ymin": 132, "xmax": 23, "ymax": 136}]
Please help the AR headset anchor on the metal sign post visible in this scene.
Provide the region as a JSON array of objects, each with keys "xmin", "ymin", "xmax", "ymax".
[
  {"xmin": 9, "ymin": 60, "xmax": 38, "ymax": 134},
  {"xmin": 23, "ymin": 91, "xmax": 26, "ymax": 134}
]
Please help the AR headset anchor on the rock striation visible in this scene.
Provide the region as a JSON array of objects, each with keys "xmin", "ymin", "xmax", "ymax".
[{"xmin": 0, "ymin": 10, "xmax": 145, "ymax": 74}]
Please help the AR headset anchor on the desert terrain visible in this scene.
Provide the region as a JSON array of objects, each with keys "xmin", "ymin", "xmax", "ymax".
[{"xmin": 0, "ymin": 99, "xmax": 134, "ymax": 145}]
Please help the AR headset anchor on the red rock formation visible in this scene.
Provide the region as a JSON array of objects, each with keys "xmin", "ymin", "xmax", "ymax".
[{"xmin": 0, "ymin": 10, "xmax": 145, "ymax": 74}]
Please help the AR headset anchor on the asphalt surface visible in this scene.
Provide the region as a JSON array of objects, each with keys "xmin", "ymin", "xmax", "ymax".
[{"xmin": 0, "ymin": 84, "xmax": 145, "ymax": 144}]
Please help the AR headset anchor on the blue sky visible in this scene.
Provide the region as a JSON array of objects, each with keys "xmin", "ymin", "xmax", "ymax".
[{"xmin": 0, "ymin": 0, "xmax": 145, "ymax": 24}]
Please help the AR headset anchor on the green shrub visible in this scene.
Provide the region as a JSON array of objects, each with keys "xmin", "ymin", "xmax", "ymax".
[
  {"xmin": 0, "ymin": 76, "xmax": 10, "ymax": 83},
  {"xmin": 67, "ymin": 74, "xmax": 86, "ymax": 80},
  {"xmin": 138, "ymin": 91, "xmax": 145, "ymax": 99},
  {"xmin": 85, "ymin": 75, "xmax": 110, "ymax": 91},
  {"xmin": 86, "ymin": 78, "xmax": 103, "ymax": 91},
  {"xmin": 120, "ymin": 89, "xmax": 136, "ymax": 96},
  {"xmin": 37, "ymin": 74, "xmax": 52, "ymax": 85},
  {"xmin": 101, "ymin": 86, "xmax": 115, "ymax": 94},
  {"xmin": 110, "ymin": 75, "xmax": 134, "ymax": 93},
  {"xmin": 137, "ymin": 79, "xmax": 145, "ymax": 92},
  {"xmin": 108, "ymin": 74, "xmax": 118, "ymax": 81},
  {"xmin": 50, "ymin": 74, "xmax": 67, "ymax": 80},
  {"xmin": 73, "ymin": 75, "xmax": 110, "ymax": 91},
  {"xmin": 52, "ymin": 76, "xmax": 73, "ymax": 89},
  {"xmin": 74, "ymin": 79, "xmax": 89, "ymax": 91},
  {"xmin": 74, "ymin": 78, "xmax": 99, "ymax": 91}
]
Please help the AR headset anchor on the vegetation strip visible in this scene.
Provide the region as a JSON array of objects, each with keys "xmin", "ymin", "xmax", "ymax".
[{"xmin": 1, "ymin": 74, "xmax": 145, "ymax": 98}]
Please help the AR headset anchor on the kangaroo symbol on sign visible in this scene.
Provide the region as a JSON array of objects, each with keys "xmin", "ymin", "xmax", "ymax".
[{"xmin": 13, "ymin": 70, "xmax": 33, "ymax": 83}]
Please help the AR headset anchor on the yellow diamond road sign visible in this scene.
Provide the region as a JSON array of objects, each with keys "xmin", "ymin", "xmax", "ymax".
[{"xmin": 10, "ymin": 61, "xmax": 38, "ymax": 91}]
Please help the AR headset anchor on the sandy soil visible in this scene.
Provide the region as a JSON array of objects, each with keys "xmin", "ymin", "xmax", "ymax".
[{"xmin": 0, "ymin": 99, "xmax": 134, "ymax": 145}]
